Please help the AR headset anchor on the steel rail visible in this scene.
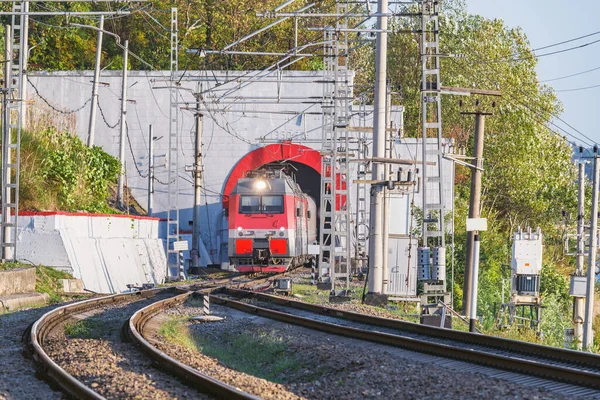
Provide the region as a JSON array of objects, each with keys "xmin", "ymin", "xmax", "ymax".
[
  {"xmin": 212, "ymin": 293, "xmax": 600, "ymax": 390},
  {"xmin": 224, "ymin": 288, "xmax": 600, "ymax": 370},
  {"xmin": 128, "ymin": 291, "xmax": 261, "ymax": 400},
  {"xmin": 30, "ymin": 288, "xmax": 173, "ymax": 400},
  {"xmin": 27, "ymin": 273, "xmax": 289, "ymax": 399}
]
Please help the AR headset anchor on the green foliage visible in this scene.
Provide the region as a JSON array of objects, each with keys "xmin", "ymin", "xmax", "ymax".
[
  {"xmin": 35, "ymin": 265, "xmax": 76, "ymax": 303},
  {"xmin": 540, "ymin": 264, "xmax": 570, "ymax": 306},
  {"xmin": 20, "ymin": 128, "xmax": 120, "ymax": 212},
  {"xmin": 64, "ymin": 319, "xmax": 102, "ymax": 338}
]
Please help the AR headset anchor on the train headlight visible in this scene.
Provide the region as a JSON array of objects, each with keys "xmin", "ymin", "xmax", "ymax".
[
  {"xmin": 237, "ymin": 226, "xmax": 243, "ymax": 237},
  {"xmin": 279, "ymin": 227, "xmax": 285, "ymax": 237},
  {"xmin": 254, "ymin": 180, "xmax": 268, "ymax": 191}
]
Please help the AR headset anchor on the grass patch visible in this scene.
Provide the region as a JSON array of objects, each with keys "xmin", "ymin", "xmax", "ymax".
[
  {"xmin": 159, "ymin": 317, "xmax": 303, "ymax": 383},
  {"xmin": 159, "ymin": 317, "xmax": 198, "ymax": 350},
  {"xmin": 0, "ymin": 261, "xmax": 30, "ymax": 271},
  {"xmin": 291, "ymin": 283, "xmax": 334, "ymax": 304},
  {"xmin": 64, "ymin": 318, "xmax": 103, "ymax": 338},
  {"xmin": 35, "ymin": 265, "xmax": 76, "ymax": 303}
]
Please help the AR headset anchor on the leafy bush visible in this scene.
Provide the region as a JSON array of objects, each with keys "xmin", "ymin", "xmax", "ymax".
[{"xmin": 19, "ymin": 127, "xmax": 120, "ymax": 213}]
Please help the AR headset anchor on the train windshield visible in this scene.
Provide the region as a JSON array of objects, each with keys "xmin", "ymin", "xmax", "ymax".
[
  {"xmin": 262, "ymin": 195, "xmax": 284, "ymax": 213},
  {"xmin": 239, "ymin": 195, "xmax": 284, "ymax": 214}
]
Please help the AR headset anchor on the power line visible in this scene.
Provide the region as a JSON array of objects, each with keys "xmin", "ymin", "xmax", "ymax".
[
  {"xmin": 473, "ymin": 37, "xmax": 600, "ymax": 66},
  {"xmin": 540, "ymin": 65, "xmax": 600, "ymax": 83},
  {"xmin": 28, "ymin": 76, "xmax": 92, "ymax": 114},
  {"xmin": 533, "ymin": 29, "xmax": 600, "ymax": 52},
  {"xmin": 555, "ymin": 83, "xmax": 600, "ymax": 93}
]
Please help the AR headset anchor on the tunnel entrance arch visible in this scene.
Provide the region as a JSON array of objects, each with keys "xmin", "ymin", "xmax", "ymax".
[{"xmin": 222, "ymin": 143, "xmax": 322, "ymax": 211}]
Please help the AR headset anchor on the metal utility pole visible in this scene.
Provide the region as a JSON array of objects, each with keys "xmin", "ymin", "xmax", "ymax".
[
  {"xmin": 583, "ymin": 154, "xmax": 599, "ymax": 350},
  {"xmin": 191, "ymin": 96, "xmax": 203, "ymax": 270},
  {"xmin": 469, "ymin": 233, "xmax": 481, "ymax": 332},
  {"xmin": 147, "ymin": 125, "xmax": 154, "ymax": 216},
  {"xmin": 1, "ymin": 26, "xmax": 12, "ymax": 261},
  {"xmin": 382, "ymin": 85, "xmax": 392, "ymax": 294},
  {"xmin": 15, "ymin": 1, "xmax": 29, "ymax": 128},
  {"xmin": 574, "ymin": 162, "xmax": 585, "ymax": 348},
  {"xmin": 463, "ymin": 112, "xmax": 488, "ymax": 316},
  {"xmin": 87, "ymin": 15, "xmax": 104, "ymax": 147},
  {"xmin": 117, "ymin": 39, "xmax": 129, "ymax": 208},
  {"xmin": 367, "ymin": 0, "xmax": 388, "ymax": 295}
]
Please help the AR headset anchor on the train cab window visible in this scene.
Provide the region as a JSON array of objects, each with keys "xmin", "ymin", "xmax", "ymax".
[
  {"xmin": 239, "ymin": 195, "xmax": 261, "ymax": 214},
  {"xmin": 262, "ymin": 195, "xmax": 284, "ymax": 214}
]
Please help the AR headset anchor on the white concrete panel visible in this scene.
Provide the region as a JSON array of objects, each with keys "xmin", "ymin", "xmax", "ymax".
[{"xmin": 13, "ymin": 213, "xmax": 166, "ymax": 293}]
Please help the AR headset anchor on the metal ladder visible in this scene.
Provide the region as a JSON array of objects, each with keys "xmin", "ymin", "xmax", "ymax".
[
  {"xmin": 166, "ymin": 7, "xmax": 180, "ymax": 278},
  {"xmin": 420, "ymin": 0, "xmax": 445, "ymax": 248},
  {"xmin": 353, "ymin": 95, "xmax": 369, "ymax": 273},
  {"xmin": 0, "ymin": 4, "xmax": 26, "ymax": 261},
  {"xmin": 318, "ymin": 2, "xmax": 352, "ymax": 291}
]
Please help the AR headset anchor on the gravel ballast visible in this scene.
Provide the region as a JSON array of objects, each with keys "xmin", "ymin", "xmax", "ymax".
[
  {"xmin": 155, "ymin": 301, "xmax": 572, "ymax": 399},
  {"xmin": 0, "ymin": 306, "xmax": 65, "ymax": 399},
  {"xmin": 43, "ymin": 294, "xmax": 213, "ymax": 400}
]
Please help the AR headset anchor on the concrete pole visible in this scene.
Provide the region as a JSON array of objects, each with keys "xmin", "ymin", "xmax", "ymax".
[
  {"xmin": 2, "ymin": 26, "xmax": 12, "ymax": 261},
  {"xmin": 463, "ymin": 113, "xmax": 485, "ymax": 316},
  {"xmin": 367, "ymin": 0, "xmax": 388, "ymax": 294},
  {"xmin": 147, "ymin": 125, "xmax": 154, "ymax": 216},
  {"xmin": 469, "ymin": 233, "xmax": 481, "ymax": 333},
  {"xmin": 382, "ymin": 86, "xmax": 391, "ymax": 294},
  {"xmin": 191, "ymin": 96, "xmax": 203, "ymax": 269},
  {"xmin": 117, "ymin": 40, "xmax": 129, "ymax": 209},
  {"xmin": 87, "ymin": 15, "xmax": 104, "ymax": 147},
  {"xmin": 574, "ymin": 162, "xmax": 585, "ymax": 349},
  {"xmin": 20, "ymin": 1, "xmax": 29, "ymax": 128},
  {"xmin": 583, "ymin": 155, "xmax": 599, "ymax": 350}
]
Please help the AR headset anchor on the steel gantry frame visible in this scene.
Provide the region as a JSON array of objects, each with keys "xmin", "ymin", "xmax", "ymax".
[
  {"xmin": 167, "ymin": 7, "xmax": 181, "ymax": 279},
  {"xmin": 353, "ymin": 94, "xmax": 370, "ymax": 275},
  {"xmin": 420, "ymin": 0, "xmax": 445, "ymax": 247},
  {"xmin": 318, "ymin": 1, "xmax": 353, "ymax": 292},
  {"xmin": 419, "ymin": 0, "xmax": 449, "ymax": 305}
]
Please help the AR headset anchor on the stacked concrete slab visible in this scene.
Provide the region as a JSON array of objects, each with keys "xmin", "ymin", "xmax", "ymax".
[{"xmin": 0, "ymin": 267, "xmax": 48, "ymax": 311}]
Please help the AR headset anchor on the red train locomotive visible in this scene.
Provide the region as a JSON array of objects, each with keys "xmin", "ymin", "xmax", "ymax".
[{"xmin": 228, "ymin": 170, "xmax": 317, "ymax": 273}]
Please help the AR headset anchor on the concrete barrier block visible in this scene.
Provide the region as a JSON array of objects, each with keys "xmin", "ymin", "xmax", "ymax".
[
  {"xmin": 0, "ymin": 267, "xmax": 36, "ymax": 295},
  {"xmin": 0, "ymin": 292, "xmax": 49, "ymax": 311},
  {"xmin": 58, "ymin": 279, "xmax": 85, "ymax": 293}
]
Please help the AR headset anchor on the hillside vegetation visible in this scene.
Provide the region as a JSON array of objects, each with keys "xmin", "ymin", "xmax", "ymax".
[{"xmin": 20, "ymin": 127, "xmax": 120, "ymax": 213}]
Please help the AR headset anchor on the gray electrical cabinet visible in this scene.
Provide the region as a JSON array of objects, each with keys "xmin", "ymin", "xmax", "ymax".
[{"xmin": 387, "ymin": 235, "xmax": 418, "ymax": 297}]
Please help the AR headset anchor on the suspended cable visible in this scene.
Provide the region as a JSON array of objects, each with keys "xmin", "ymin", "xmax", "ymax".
[
  {"xmin": 540, "ymin": 65, "xmax": 600, "ymax": 83},
  {"xmin": 555, "ymin": 83, "xmax": 600, "ymax": 93},
  {"xmin": 533, "ymin": 29, "xmax": 600, "ymax": 52}
]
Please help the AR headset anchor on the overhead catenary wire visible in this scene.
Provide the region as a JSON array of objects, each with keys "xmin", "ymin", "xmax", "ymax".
[
  {"xmin": 555, "ymin": 83, "xmax": 600, "ymax": 93},
  {"xmin": 532, "ymin": 29, "xmax": 600, "ymax": 52},
  {"xmin": 540, "ymin": 65, "xmax": 600, "ymax": 83}
]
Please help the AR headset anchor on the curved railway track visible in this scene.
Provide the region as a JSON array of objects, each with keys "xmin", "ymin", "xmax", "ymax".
[
  {"xmin": 128, "ymin": 290, "xmax": 260, "ymax": 400},
  {"xmin": 28, "ymin": 273, "xmax": 279, "ymax": 399},
  {"xmin": 212, "ymin": 289, "xmax": 600, "ymax": 396}
]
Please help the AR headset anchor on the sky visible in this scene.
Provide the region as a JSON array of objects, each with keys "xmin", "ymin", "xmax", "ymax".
[{"xmin": 467, "ymin": 0, "xmax": 600, "ymax": 147}]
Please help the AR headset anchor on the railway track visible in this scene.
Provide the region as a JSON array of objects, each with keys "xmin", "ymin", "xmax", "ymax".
[
  {"xmin": 28, "ymin": 272, "xmax": 281, "ymax": 399},
  {"xmin": 30, "ymin": 275, "xmax": 600, "ymax": 399},
  {"xmin": 211, "ymin": 288, "xmax": 600, "ymax": 397}
]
